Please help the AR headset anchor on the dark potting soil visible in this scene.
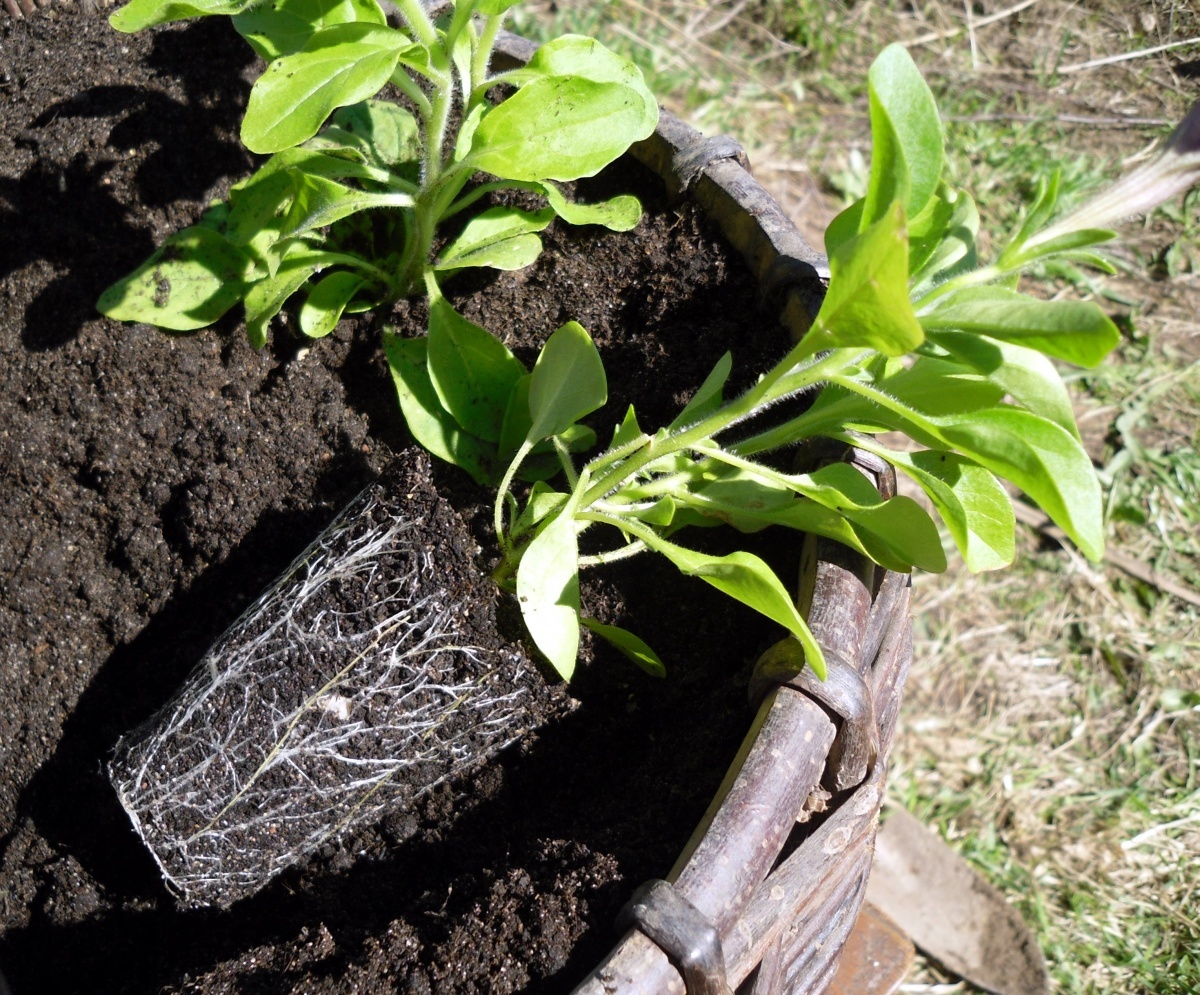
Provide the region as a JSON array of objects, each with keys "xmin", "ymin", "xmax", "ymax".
[{"xmin": 1, "ymin": 11, "xmax": 806, "ymax": 994}]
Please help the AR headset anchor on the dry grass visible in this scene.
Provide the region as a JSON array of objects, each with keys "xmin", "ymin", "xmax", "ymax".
[{"xmin": 513, "ymin": 2, "xmax": 1200, "ymax": 991}]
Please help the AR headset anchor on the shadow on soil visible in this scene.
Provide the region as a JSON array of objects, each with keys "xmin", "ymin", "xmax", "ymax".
[{"xmin": 0, "ymin": 20, "xmax": 255, "ymax": 350}]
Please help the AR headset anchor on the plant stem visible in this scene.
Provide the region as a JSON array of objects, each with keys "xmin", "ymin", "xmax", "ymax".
[{"xmin": 394, "ymin": 0, "xmax": 439, "ymax": 49}]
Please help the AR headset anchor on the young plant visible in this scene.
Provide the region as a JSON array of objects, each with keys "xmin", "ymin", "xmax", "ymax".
[
  {"xmin": 97, "ymin": 0, "xmax": 657, "ymax": 486},
  {"xmin": 478, "ymin": 44, "xmax": 1142, "ymax": 681}
]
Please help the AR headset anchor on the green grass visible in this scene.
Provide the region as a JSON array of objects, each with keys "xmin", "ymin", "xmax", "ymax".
[{"xmin": 509, "ymin": 1, "xmax": 1200, "ymax": 990}]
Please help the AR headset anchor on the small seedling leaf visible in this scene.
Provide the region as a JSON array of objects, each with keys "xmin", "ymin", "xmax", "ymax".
[
  {"xmin": 527, "ymin": 321, "xmax": 608, "ymax": 441},
  {"xmin": 98, "ymin": 226, "xmax": 252, "ymax": 331},
  {"xmin": 517, "ymin": 512, "xmax": 581, "ymax": 679},
  {"xmin": 541, "ymin": 182, "xmax": 642, "ymax": 231},
  {"xmin": 243, "ymin": 251, "xmax": 326, "ymax": 346},
  {"xmin": 299, "ymin": 270, "xmax": 365, "ymax": 337},
  {"xmin": 669, "ymin": 352, "xmax": 732, "ymax": 430},
  {"xmin": 435, "ymin": 206, "xmax": 554, "ymax": 272},
  {"xmin": 581, "ymin": 618, "xmax": 665, "ymax": 677}
]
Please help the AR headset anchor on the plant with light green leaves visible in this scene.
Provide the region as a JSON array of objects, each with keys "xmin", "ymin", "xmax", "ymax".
[
  {"xmin": 97, "ymin": 0, "xmax": 657, "ymax": 489},
  {"xmin": 480, "ymin": 44, "xmax": 1133, "ymax": 680}
]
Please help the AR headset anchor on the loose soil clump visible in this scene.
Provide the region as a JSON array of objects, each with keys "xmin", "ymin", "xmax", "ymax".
[{"xmin": 2, "ymin": 11, "xmax": 797, "ymax": 993}]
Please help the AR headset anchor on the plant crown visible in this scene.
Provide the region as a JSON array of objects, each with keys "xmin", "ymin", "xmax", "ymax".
[{"xmin": 97, "ymin": 2, "xmax": 1122, "ymax": 683}]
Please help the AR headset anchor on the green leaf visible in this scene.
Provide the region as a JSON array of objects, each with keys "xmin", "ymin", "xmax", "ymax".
[
  {"xmin": 824, "ymin": 200, "xmax": 863, "ymax": 257},
  {"xmin": 1006, "ymin": 228, "xmax": 1116, "ymax": 270},
  {"xmin": 282, "ymin": 170, "xmax": 413, "ymax": 236},
  {"xmin": 468, "ymin": 76, "xmax": 657, "ymax": 183},
  {"xmin": 879, "ymin": 355, "xmax": 1005, "ymax": 416},
  {"xmin": 232, "ymin": 0, "xmax": 386, "ymax": 60},
  {"xmin": 540, "ymin": 182, "xmax": 642, "ymax": 232},
  {"xmin": 668, "ymin": 352, "xmax": 732, "ymax": 430},
  {"xmin": 797, "ymin": 390, "xmax": 1103, "ymax": 559},
  {"xmin": 920, "ymin": 286, "xmax": 1121, "ymax": 367},
  {"xmin": 1001, "ymin": 170, "xmax": 1061, "ymax": 263},
  {"xmin": 517, "ymin": 512, "xmax": 581, "ymax": 679},
  {"xmin": 503, "ymin": 33, "xmax": 658, "ymax": 123},
  {"xmin": 804, "ymin": 200, "xmax": 925, "ymax": 358},
  {"xmin": 435, "ymin": 206, "xmax": 555, "ymax": 272},
  {"xmin": 581, "ymin": 618, "xmax": 665, "ymax": 677},
  {"xmin": 499, "ymin": 374, "xmax": 534, "ymax": 460},
  {"xmin": 513, "ymin": 481, "xmax": 569, "ymax": 535},
  {"xmin": 904, "ymin": 449, "xmax": 1014, "ymax": 571},
  {"xmin": 786, "ymin": 462, "xmax": 947, "ymax": 572},
  {"xmin": 908, "ymin": 185, "xmax": 979, "ymax": 293},
  {"xmin": 242, "ymin": 23, "xmax": 412, "ymax": 154},
  {"xmin": 638, "ymin": 534, "xmax": 826, "ymax": 680},
  {"xmin": 242, "ymin": 251, "xmax": 325, "ymax": 346},
  {"xmin": 861, "ymin": 44, "xmax": 944, "ymax": 227},
  {"xmin": 98, "ymin": 227, "xmax": 252, "ymax": 331},
  {"xmin": 527, "ymin": 321, "xmax": 608, "ymax": 441},
  {"xmin": 299, "ymin": 270, "xmax": 365, "ymax": 337},
  {"xmin": 427, "ymin": 297, "xmax": 527, "ymax": 443},
  {"xmin": 932, "ymin": 408, "xmax": 1104, "ymax": 559},
  {"xmin": 853, "ymin": 439, "xmax": 1014, "ymax": 572},
  {"xmin": 927, "ymin": 329, "xmax": 1080, "ymax": 439},
  {"xmin": 311, "ymin": 100, "xmax": 422, "ymax": 169},
  {"xmin": 611, "ymin": 404, "xmax": 644, "ymax": 448},
  {"xmin": 110, "ymin": 0, "xmax": 254, "ymax": 31},
  {"xmin": 383, "ymin": 332, "xmax": 497, "ymax": 484},
  {"xmin": 476, "ymin": 0, "xmax": 519, "ymax": 13}
]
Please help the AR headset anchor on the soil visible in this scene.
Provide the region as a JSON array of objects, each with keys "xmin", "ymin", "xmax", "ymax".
[{"xmin": 1, "ymin": 10, "xmax": 802, "ymax": 994}]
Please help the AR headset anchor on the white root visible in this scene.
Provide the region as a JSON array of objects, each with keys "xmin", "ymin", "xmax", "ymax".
[{"xmin": 110, "ymin": 468, "xmax": 548, "ymax": 908}]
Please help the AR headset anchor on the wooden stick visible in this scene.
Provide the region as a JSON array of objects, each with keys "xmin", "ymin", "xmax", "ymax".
[
  {"xmin": 1058, "ymin": 36, "xmax": 1200, "ymax": 74},
  {"xmin": 1012, "ymin": 501, "xmax": 1200, "ymax": 609}
]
